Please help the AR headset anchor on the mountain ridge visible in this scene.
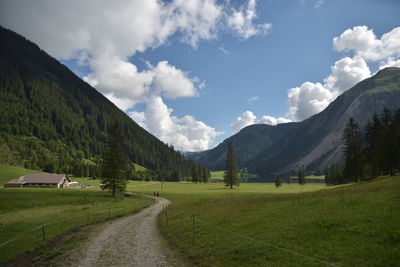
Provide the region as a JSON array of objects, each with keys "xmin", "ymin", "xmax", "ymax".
[{"xmin": 188, "ymin": 67, "xmax": 400, "ymax": 177}]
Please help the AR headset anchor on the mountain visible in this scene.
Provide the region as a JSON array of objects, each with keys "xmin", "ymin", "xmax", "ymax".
[
  {"xmin": 186, "ymin": 122, "xmax": 297, "ymax": 170},
  {"xmin": 189, "ymin": 67, "xmax": 400, "ymax": 177},
  {"xmin": 0, "ymin": 26, "xmax": 198, "ymax": 179}
]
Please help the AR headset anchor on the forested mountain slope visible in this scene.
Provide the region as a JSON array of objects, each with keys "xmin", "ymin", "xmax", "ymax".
[{"xmin": 0, "ymin": 26, "xmax": 198, "ymax": 179}]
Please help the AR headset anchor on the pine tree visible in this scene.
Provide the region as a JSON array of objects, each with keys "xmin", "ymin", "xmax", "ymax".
[
  {"xmin": 275, "ymin": 175, "xmax": 282, "ymax": 188},
  {"xmin": 297, "ymin": 166, "xmax": 306, "ymax": 185},
  {"xmin": 364, "ymin": 114, "xmax": 382, "ymax": 178},
  {"xmin": 191, "ymin": 164, "xmax": 199, "ymax": 183},
  {"xmin": 380, "ymin": 108, "xmax": 397, "ymax": 175},
  {"xmin": 101, "ymin": 122, "xmax": 128, "ymax": 197},
  {"xmin": 224, "ymin": 142, "xmax": 239, "ymax": 189},
  {"xmin": 343, "ymin": 118, "xmax": 365, "ymax": 183}
]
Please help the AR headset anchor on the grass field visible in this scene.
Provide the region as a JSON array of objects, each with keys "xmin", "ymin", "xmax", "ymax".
[
  {"xmin": 0, "ymin": 164, "xmax": 41, "ymax": 186},
  {"xmin": 210, "ymin": 170, "xmax": 326, "ymax": 182},
  {"xmin": 0, "ymin": 165, "xmax": 154, "ymax": 264},
  {"xmin": 210, "ymin": 171, "xmax": 224, "ymax": 181},
  {"xmin": 130, "ymin": 178, "xmax": 400, "ymax": 267}
]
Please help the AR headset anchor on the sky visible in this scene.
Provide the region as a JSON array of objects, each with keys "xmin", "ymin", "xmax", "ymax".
[{"xmin": 0, "ymin": 0, "xmax": 399, "ymax": 152}]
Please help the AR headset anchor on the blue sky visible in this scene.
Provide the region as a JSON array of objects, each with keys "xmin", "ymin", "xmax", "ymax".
[{"xmin": 1, "ymin": 0, "xmax": 399, "ymax": 151}]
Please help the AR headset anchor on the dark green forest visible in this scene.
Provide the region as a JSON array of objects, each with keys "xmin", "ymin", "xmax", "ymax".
[
  {"xmin": 326, "ymin": 108, "xmax": 400, "ymax": 184},
  {"xmin": 0, "ymin": 26, "xmax": 207, "ymax": 181}
]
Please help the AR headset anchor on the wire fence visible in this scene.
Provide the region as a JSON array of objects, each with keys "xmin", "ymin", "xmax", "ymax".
[
  {"xmin": 0, "ymin": 204, "xmax": 139, "ymax": 263},
  {"xmin": 159, "ymin": 202, "xmax": 340, "ymax": 267}
]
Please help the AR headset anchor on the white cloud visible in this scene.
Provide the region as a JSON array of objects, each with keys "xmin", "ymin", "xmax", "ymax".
[
  {"xmin": 0, "ymin": 0, "xmax": 270, "ymax": 150},
  {"xmin": 285, "ymin": 25, "xmax": 400, "ymax": 121},
  {"xmin": 287, "ymin": 82, "xmax": 334, "ymax": 121},
  {"xmin": 257, "ymin": 116, "xmax": 292, "ymax": 126},
  {"xmin": 227, "ymin": 0, "xmax": 271, "ymax": 39},
  {"xmin": 168, "ymin": 0, "xmax": 223, "ymax": 48},
  {"xmin": 231, "ymin": 111, "xmax": 257, "ymax": 134},
  {"xmin": 379, "ymin": 59, "xmax": 400, "ymax": 70},
  {"xmin": 333, "ymin": 25, "xmax": 400, "ymax": 62},
  {"xmin": 287, "ymin": 56, "xmax": 371, "ymax": 121},
  {"xmin": 231, "ymin": 110, "xmax": 292, "ymax": 133},
  {"xmin": 129, "ymin": 96, "xmax": 222, "ymax": 152},
  {"xmin": 323, "ymin": 56, "xmax": 371, "ymax": 94},
  {"xmin": 152, "ymin": 61, "xmax": 199, "ymax": 99}
]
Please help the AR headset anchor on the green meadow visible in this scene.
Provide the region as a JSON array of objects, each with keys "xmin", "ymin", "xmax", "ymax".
[
  {"xmin": 130, "ymin": 178, "xmax": 400, "ymax": 267},
  {"xmin": 1, "ymin": 164, "xmax": 399, "ymax": 266},
  {"xmin": 0, "ymin": 165, "xmax": 154, "ymax": 264}
]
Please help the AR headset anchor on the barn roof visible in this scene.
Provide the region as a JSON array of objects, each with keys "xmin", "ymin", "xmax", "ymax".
[{"xmin": 5, "ymin": 173, "xmax": 69, "ymax": 185}]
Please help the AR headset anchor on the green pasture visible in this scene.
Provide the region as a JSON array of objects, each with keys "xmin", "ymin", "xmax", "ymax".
[
  {"xmin": 210, "ymin": 171, "xmax": 224, "ymax": 181},
  {"xmin": 0, "ymin": 164, "xmax": 41, "ymax": 185},
  {"xmin": 0, "ymin": 165, "xmax": 154, "ymax": 264},
  {"xmin": 131, "ymin": 178, "xmax": 400, "ymax": 267}
]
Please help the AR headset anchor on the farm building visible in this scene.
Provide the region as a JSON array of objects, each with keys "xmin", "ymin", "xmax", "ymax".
[{"xmin": 4, "ymin": 173, "xmax": 70, "ymax": 188}]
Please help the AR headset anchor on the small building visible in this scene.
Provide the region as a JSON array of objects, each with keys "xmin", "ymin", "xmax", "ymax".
[{"xmin": 4, "ymin": 173, "xmax": 70, "ymax": 188}]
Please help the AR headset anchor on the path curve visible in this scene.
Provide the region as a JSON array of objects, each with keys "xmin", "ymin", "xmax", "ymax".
[{"xmin": 75, "ymin": 195, "xmax": 184, "ymax": 267}]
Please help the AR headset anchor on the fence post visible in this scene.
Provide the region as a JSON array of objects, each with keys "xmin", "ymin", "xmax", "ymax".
[
  {"xmin": 42, "ymin": 224, "xmax": 45, "ymax": 241},
  {"xmin": 166, "ymin": 205, "xmax": 168, "ymax": 224},
  {"xmin": 192, "ymin": 212, "xmax": 195, "ymax": 245}
]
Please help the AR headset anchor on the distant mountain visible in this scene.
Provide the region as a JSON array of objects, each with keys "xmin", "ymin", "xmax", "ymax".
[
  {"xmin": 186, "ymin": 123, "xmax": 297, "ymax": 170},
  {"xmin": 0, "ymin": 26, "xmax": 198, "ymax": 178},
  {"xmin": 188, "ymin": 67, "xmax": 400, "ymax": 177}
]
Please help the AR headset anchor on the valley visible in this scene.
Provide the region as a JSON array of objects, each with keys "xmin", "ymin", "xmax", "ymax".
[{"xmin": 1, "ymin": 3, "xmax": 400, "ymax": 266}]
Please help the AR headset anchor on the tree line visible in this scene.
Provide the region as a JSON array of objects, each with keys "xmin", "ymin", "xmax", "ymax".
[{"xmin": 326, "ymin": 108, "xmax": 400, "ymax": 184}]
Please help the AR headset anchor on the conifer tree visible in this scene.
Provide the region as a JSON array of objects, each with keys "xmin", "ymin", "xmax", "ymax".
[
  {"xmin": 191, "ymin": 164, "xmax": 199, "ymax": 183},
  {"xmin": 101, "ymin": 122, "xmax": 128, "ymax": 197},
  {"xmin": 275, "ymin": 175, "xmax": 282, "ymax": 188},
  {"xmin": 380, "ymin": 108, "xmax": 397, "ymax": 175},
  {"xmin": 365, "ymin": 114, "xmax": 382, "ymax": 178},
  {"xmin": 297, "ymin": 166, "xmax": 306, "ymax": 185},
  {"xmin": 343, "ymin": 118, "xmax": 365, "ymax": 182},
  {"xmin": 224, "ymin": 142, "xmax": 239, "ymax": 189}
]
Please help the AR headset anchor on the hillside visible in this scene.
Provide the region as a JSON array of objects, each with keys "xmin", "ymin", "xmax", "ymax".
[
  {"xmin": 187, "ymin": 122, "xmax": 297, "ymax": 170},
  {"xmin": 0, "ymin": 26, "xmax": 198, "ymax": 179},
  {"xmin": 190, "ymin": 67, "xmax": 400, "ymax": 176}
]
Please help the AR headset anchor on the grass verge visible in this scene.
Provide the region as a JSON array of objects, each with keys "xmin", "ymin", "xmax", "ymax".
[{"xmin": 131, "ymin": 178, "xmax": 400, "ymax": 266}]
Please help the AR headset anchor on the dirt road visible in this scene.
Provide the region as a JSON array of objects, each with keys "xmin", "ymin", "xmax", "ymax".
[{"xmin": 70, "ymin": 196, "xmax": 186, "ymax": 267}]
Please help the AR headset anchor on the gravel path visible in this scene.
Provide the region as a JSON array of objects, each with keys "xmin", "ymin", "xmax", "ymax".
[{"xmin": 73, "ymin": 196, "xmax": 186, "ymax": 267}]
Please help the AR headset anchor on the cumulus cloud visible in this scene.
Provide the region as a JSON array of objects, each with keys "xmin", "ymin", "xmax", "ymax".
[
  {"xmin": 227, "ymin": 0, "xmax": 271, "ymax": 39},
  {"xmin": 151, "ymin": 61, "xmax": 199, "ymax": 99},
  {"xmin": 287, "ymin": 56, "xmax": 371, "ymax": 121},
  {"xmin": 231, "ymin": 111, "xmax": 257, "ymax": 134},
  {"xmin": 323, "ymin": 56, "xmax": 371, "ymax": 94},
  {"xmin": 0, "ymin": 0, "xmax": 270, "ymax": 150},
  {"xmin": 257, "ymin": 116, "xmax": 292, "ymax": 126},
  {"xmin": 231, "ymin": 111, "xmax": 292, "ymax": 134},
  {"xmin": 129, "ymin": 97, "xmax": 222, "ymax": 152},
  {"xmin": 333, "ymin": 25, "xmax": 400, "ymax": 63},
  {"xmin": 286, "ymin": 25, "xmax": 400, "ymax": 121},
  {"xmin": 379, "ymin": 59, "xmax": 400, "ymax": 70}
]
